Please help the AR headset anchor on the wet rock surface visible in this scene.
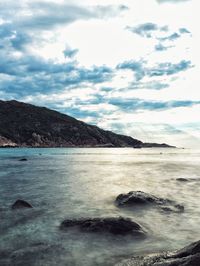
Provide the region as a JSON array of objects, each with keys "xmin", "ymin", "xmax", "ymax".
[
  {"xmin": 11, "ymin": 200, "xmax": 33, "ymax": 209},
  {"xmin": 60, "ymin": 217, "xmax": 145, "ymax": 236},
  {"xmin": 116, "ymin": 191, "xmax": 184, "ymax": 213},
  {"xmin": 115, "ymin": 240, "xmax": 200, "ymax": 266}
]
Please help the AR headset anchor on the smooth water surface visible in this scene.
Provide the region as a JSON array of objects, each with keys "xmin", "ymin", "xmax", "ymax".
[{"xmin": 0, "ymin": 148, "xmax": 200, "ymax": 265}]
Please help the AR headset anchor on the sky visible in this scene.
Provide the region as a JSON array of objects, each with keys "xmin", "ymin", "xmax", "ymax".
[{"xmin": 0, "ymin": 0, "xmax": 199, "ymax": 147}]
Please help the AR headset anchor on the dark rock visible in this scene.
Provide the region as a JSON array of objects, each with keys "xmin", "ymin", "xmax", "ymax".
[
  {"xmin": 11, "ymin": 200, "xmax": 33, "ymax": 209},
  {"xmin": 60, "ymin": 217, "xmax": 145, "ymax": 236},
  {"xmin": 116, "ymin": 191, "xmax": 184, "ymax": 213},
  {"xmin": 19, "ymin": 158, "xmax": 27, "ymax": 161},
  {"xmin": 115, "ymin": 240, "xmax": 200, "ymax": 266},
  {"xmin": 176, "ymin": 177, "xmax": 199, "ymax": 183},
  {"xmin": 176, "ymin": 178, "xmax": 189, "ymax": 182}
]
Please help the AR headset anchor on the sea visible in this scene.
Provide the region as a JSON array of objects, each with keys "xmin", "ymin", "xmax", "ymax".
[{"xmin": 0, "ymin": 147, "xmax": 200, "ymax": 266}]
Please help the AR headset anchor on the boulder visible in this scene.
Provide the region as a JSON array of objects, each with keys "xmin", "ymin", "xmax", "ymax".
[
  {"xmin": 115, "ymin": 240, "xmax": 200, "ymax": 266},
  {"xmin": 60, "ymin": 217, "xmax": 145, "ymax": 236},
  {"xmin": 11, "ymin": 200, "xmax": 33, "ymax": 209},
  {"xmin": 116, "ymin": 191, "xmax": 184, "ymax": 213}
]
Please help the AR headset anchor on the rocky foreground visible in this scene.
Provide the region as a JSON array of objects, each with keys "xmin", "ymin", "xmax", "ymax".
[
  {"xmin": 115, "ymin": 240, "xmax": 200, "ymax": 266},
  {"xmin": 0, "ymin": 100, "xmax": 174, "ymax": 148},
  {"xmin": 5, "ymin": 185, "xmax": 198, "ymax": 266}
]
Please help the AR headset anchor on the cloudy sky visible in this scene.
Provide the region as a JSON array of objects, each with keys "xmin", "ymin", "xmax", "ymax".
[{"xmin": 0, "ymin": 0, "xmax": 199, "ymax": 147}]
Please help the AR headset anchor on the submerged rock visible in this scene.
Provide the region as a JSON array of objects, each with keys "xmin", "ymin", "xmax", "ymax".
[
  {"xmin": 115, "ymin": 240, "xmax": 200, "ymax": 266},
  {"xmin": 11, "ymin": 200, "xmax": 33, "ymax": 209},
  {"xmin": 176, "ymin": 178, "xmax": 189, "ymax": 182},
  {"xmin": 116, "ymin": 191, "xmax": 184, "ymax": 213},
  {"xmin": 60, "ymin": 217, "xmax": 145, "ymax": 236},
  {"xmin": 176, "ymin": 177, "xmax": 199, "ymax": 183}
]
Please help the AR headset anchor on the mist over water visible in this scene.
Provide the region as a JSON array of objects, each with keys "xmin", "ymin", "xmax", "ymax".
[{"xmin": 0, "ymin": 148, "xmax": 200, "ymax": 266}]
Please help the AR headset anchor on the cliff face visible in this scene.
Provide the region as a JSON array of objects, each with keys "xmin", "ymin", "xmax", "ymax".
[{"xmin": 0, "ymin": 100, "xmax": 143, "ymax": 147}]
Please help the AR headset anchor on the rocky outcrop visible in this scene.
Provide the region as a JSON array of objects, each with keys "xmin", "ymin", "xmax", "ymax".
[
  {"xmin": 0, "ymin": 135, "xmax": 17, "ymax": 147},
  {"xmin": 11, "ymin": 200, "xmax": 33, "ymax": 209},
  {"xmin": 115, "ymin": 240, "xmax": 200, "ymax": 266},
  {"xmin": 116, "ymin": 191, "xmax": 184, "ymax": 213},
  {"xmin": 60, "ymin": 217, "xmax": 145, "ymax": 236}
]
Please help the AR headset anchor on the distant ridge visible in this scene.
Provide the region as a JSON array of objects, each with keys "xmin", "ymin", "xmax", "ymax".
[{"xmin": 0, "ymin": 100, "xmax": 174, "ymax": 148}]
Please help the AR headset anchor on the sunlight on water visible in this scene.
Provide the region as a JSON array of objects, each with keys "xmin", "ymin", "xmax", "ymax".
[{"xmin": 0, "ymin": 148, "xmax": 200, "ymax": 265}]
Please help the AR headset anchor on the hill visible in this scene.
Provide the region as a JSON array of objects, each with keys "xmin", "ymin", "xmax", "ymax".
[{"xmin": 0, "ymin": 100, "xmax": 173, "ymax": 148}]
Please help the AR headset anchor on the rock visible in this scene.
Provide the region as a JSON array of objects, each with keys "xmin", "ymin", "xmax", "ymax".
[
  {"xmin": 60, "ymin": 217, "xmax": 145, "ymax": 236},
  {"xmin": 176, "ymin": 178, "xmax": 189, "ymax": 182},
  {"xmin": 11, "ymin": 200, "xmax": 33, "ymax": 209},
  {"xmin": 176, "ymin": 178, "xmax": 199, "ymax": 183},
  {"xmin": 19, "ymin": 158, "xmax": 27, "ymax": 161},
  {"xmin": 116, "ymin": 191, "xmax": 184, "ymax": 213},
  {"xmin": 115, "ymin": 240, "xmax": 200, "ymax": 266}
]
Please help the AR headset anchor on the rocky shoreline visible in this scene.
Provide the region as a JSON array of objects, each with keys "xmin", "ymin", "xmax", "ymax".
[{"xmin": 7, "ymin": 188, "xmax": 196, "ymax": 266}]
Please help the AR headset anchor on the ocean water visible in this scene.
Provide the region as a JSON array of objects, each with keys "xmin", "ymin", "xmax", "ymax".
[{"xmin": 0, "ymin": 147, "xmax": 200, "ymax": 266}]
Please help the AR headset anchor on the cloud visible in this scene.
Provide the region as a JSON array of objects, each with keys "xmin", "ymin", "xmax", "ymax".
[
  {"xmin": 0, "ymin": 2, "xmax": 128, "ymax": 31},
  {"xmin": 117, "ymin": 59, "xmax": 193, "ymax": 80},
  {"xmin": 63, "ymin": 48, "xmax": 79, "ymax": 58},
  {"xmin": 0, "ymin": 50, "xmax": 113, "ymax": 96},
  {"xmin": 131, "ymin": 81, "xmax": 169, "ymax": 90},
  {"xmin": 108, "ymin": 98, "xmax": 200, "ymax": 112},
  {"xmin": 157, "ymin": 0, "xmax": 190, "ymax": 3},
  {"xmin": 148, "ymin": 60, "xmax": 193, "ymax": 77},
  {"xmin": 116, "ymin": 60, "xmax": 145, "ymax": 80},
  {"xmin": 159, "ymin": 32, "xmax": 181, "ymax": 41},
  {"xmin": 127, "ymin": 23, "xmax": 168, "ymax": 38},
  {"xmin": 154, "ymin": 43, "xmax": 173, "ymax": 51},
  {"xmin": 127, "ymin": 22, "xmax": 191, "ymax": 44},
  {"xmin": 179, "ymin": 28, "xmax": 191, "ymax": 34}
]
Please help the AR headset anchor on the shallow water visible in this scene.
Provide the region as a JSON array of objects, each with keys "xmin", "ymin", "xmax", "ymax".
[{"xmin": 0, "ymin": 147, "xmax": 200, "ymax": 265}]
